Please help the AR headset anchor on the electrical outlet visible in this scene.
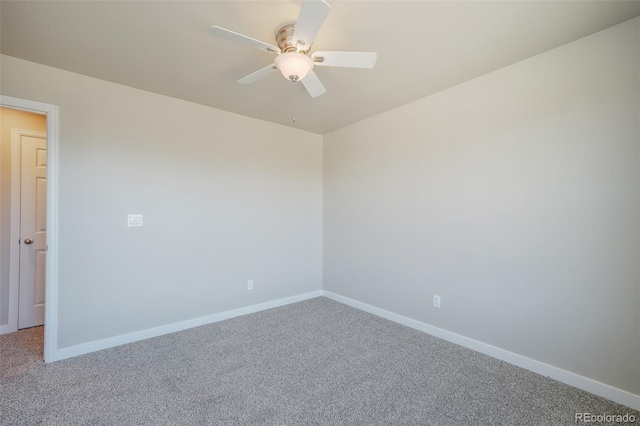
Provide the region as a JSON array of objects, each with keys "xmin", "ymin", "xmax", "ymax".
[
  {"xmin": 248, "ymin": 280, "xmax": 253, "ymax": 290},
  {"xmin": 433, "ymin": 295, "xmax": 441, "ymax": 308}
]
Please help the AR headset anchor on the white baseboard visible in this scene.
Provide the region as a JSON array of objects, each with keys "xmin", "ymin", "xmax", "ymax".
[
  {"xmin": 322, "ymin": 291, "xmax": 640, "ymax": 411},
  {"xmin": 41, "ymin": 288, "xmax": 640, "ymax": 410},
  {"xmin": 0, "ymin": 324, "xmax": 17, "ymax": 335},
  {"xmin": 54, "ymin": 290, "xmax": 323, "ymax": 362}
]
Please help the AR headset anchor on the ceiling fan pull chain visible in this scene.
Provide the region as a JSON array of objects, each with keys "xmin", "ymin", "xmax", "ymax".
[{"xmin": 292, "ymin": 80, "xmax": 297, "ymax": 123}]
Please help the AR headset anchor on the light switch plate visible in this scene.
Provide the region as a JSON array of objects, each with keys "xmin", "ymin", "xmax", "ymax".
[{"xmin": 127, "ymin": 214, "xmax": 143, "ymax": 227}]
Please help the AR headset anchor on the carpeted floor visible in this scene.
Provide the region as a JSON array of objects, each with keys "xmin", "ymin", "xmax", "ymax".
[{"xmin": 1, "ymin": 297, "xmax": 638, "ymax": 425}]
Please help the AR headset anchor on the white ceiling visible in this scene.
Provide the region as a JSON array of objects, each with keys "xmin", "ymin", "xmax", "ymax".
[{"xmin": 1, "ymin": 1, "xmax": 638, "ymax": 134}]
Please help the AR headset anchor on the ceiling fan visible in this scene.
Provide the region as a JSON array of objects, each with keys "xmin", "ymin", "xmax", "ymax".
[{"xmin": 210, "ymin": 0, "xmax": 377, "ymax": 98}]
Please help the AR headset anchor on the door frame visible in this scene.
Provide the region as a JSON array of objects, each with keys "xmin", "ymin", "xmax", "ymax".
[
  {"xmin": 0, "ymin": 95, "xmax": 59, "ymax": 363},
  {"xmin": 10, "ymin": 128, "xmax": 47, "ymax": 331}
]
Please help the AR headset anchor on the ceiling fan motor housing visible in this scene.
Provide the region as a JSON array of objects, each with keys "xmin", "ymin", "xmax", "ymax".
[{"xmin": 277, "ymin": 23, "xmax": 308, "ymax": 53}]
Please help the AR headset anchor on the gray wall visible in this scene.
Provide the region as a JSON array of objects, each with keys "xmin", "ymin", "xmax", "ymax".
[
  {"xmin": 324, "ymin": 18, "xmax": 639, "ymax": 394},
  {"xmin": 0, "ymin": 55, "xmax": 323, "ymax": 347}
]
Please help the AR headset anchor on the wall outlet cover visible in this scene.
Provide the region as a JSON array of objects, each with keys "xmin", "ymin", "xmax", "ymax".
[{"xmin": 433, "ymin": 295, "xmax": 441, "ymax": 308}]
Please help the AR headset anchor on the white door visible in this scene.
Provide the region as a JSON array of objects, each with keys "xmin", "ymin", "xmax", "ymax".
[{"xmin": 18, "ymin": 134, "xmax": 47, "ymax": 329}]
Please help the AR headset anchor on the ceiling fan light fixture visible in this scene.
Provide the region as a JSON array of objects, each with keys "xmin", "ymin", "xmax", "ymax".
[
  {"xmin": 275, "ymin": 52, "xmax": 314, "ymax": 82},
  {"xmin": 211, "ymin": 0, "xmax": 376, "ymax": 98}
]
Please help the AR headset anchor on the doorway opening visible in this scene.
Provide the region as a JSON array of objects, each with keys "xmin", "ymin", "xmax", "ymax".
[{"xmin": 0, "ymin": 96, "xmax": 59, "ymax": 363}]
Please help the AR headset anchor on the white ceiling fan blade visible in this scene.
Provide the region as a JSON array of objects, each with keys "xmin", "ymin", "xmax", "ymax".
[
  {"xmin": 292, "ymin": 0, "xmax": 331, "ymax": 50},
  {"xmin": 210, "ymin": 26, "xmax": 280, "ymax": 54},
  {"xmin": 312, "ymin": 51, "xmax": 377, "ymax": 68},
  {"xmin": 301, "ymin": 70, "xmax": 326, "ymax": 98},
  {"xmin": 238, "ymin": 64, "xmax": 278, "ymax": 84}
]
